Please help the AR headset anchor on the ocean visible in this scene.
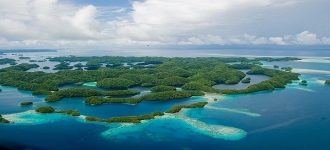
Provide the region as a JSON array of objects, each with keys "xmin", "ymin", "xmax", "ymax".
[{"xmin": 0, "ymin": 47, "xmax": 330, "ymax": 150}]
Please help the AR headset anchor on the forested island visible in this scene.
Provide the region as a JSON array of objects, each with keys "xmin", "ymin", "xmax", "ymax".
[{"xmin": 0, "ymin": 56, "xmax": 301, "ymax": 124}]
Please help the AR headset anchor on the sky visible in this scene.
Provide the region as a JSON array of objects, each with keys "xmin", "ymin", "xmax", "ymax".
[{"xmin": 0, "ymin": 0, "xmax": 330, "ymax": 48}]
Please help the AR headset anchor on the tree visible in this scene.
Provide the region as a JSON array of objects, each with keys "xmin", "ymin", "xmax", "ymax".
[{"xmin": 35, "ymin": 106, "xmax": 55, "ymax": 113}]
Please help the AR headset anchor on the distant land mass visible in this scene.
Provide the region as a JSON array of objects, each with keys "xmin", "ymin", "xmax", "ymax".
[{"xmin": 0, "ymin": 49, "xmax": 57, "ymax": 54}]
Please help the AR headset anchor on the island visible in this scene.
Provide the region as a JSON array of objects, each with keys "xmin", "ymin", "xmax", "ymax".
[
  {"xmin": 325, "ymin": 80, "xmax": 330, "ymax": 85},
  {"xmin": 0, "ymin": 115, "xmax": 10, "ymax": 123},
  {"xmin": 43, "ymin": 66, "xmax": 50, "ymax": 69},
  {"xmin": 299, "ymin": 80, "xmax": 308, "ymax": 85},
  {"xmin": 35, "ymin": 106, "xmax": 55, "ymax": 113},
  {"xmin": 241, "ymin": 77, "xmax": 251, "ymax": 83},
  {"xmin": 20, "ymin": 102, "xmax": 33, "ymax": 106},
  {"xmin": 0, "ymin": 56, "xmax": 302, "ymax": 124}
]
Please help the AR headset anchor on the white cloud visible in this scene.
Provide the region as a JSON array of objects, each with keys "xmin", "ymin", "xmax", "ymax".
[
  {"xmin": 321, "ymin": 37, "xmax": 330, "ymax": 44},
  {"xmin": 115, "ymin": 0, "xmax": 273, "ymax": 41},
  {"xmin": 269, "ymin": 37, "xmax": 287, "ymax": 45},
  {"xmin": 293, "ymin": 31, "xmax": 321, "ymax": 45},
  {"xmin": 271, "ymin": 1, "xmax": 297, "ymax": 7},
  {"xmin": 0, "ymin": 0, "xmax": 105, "ymax": 41},
  {"xmin": 0, "ymin": 0, "xmax": 330, "ymax": 47}
]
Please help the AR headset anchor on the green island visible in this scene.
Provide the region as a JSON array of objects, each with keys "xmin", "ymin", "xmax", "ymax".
[
  {"xmin": 0, "ymin": 58, "xmax": 16, "ymax": 65},
  {"xmin": 84, "ymin": 90, "xmax": 204, "ymax": 105},
  {"xmin": 21, "ymin": 102, "xmax": 33, "ymax": 106},
  {"xmin": 325, "ymin": 80, "xmax": 330, "ymax": 85},
  {"xmin": 43, "ymin": 66, "xmax": 50, "ymax": 69},
  {"xmin": 35, "ymin": 106, "xmax": 55, "ymax": 113},
  {"xmin": 166, "ymin": 102, "xmax": 208, "ymax": 113},
  {"xmin": 299, "ymin": 80, "xmax": 308, "ymax": 85},
  {"xmin": 0, "ymin": 115, "xmax": 10, "ymax": 123},
  {"xmin": 241, "ymin": 77, "xmax": 251, "ymax": 83},
  {"xmin": 0, "ymin": 56, "xmax": 301, "ymax": 124},
  {"xmin": 35, "ymin": 106, "xmax": 80, "ymax": 116}
]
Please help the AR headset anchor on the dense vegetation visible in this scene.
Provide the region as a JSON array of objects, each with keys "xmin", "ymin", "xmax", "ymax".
[
  {"xmin": 0, "ymin": 56, "xmax": 303, "ymax": 125},
  {"xmin": 43, "ymin": 66, "xmax": 50, "ymax": 69},
  {"xmin": 20, "ymin": 102, "xmax": 33, "ymax": 106},
  {"xmin": 85, "ymin": 111, "xmax": 164, "ymax": 123},
  {"xmin": 300, "ymin": 80, "xmax": 308, "ymax": 85},
  {"xmin": 56, "ymin": 110, "xmax": 80, "ymax": 116},
  {"xmin": 0, "ymin": 63, "xmax": 39, "ymax": 72},
  {"xmin": 325, "ymin": 80, "xmax": 330, "ymax": 85},
  {"xmin": 84, "ymin": 90, "xmax": 205, "ymax": 105},
  {"xmin": 45, "ymin": 88, "xmax": 140, "ymax": 102},
  {"xmin": 166, "ymin": 102, "xmax": 208, "ymax": 113},
  {"xmin": 0, "ymin": 115, "xmax": 10, "ymax": 123},
  {"xmin": 0, "ymin": 58, "xmax": 16, "ymax": 65},
  {"xmin": 241, "ymin": 77, "xmax": 251, "ymax": 83},
  {"xmin": 96, "ymin": 78, "xmax": 136, "ymax": 89},
  {"xmin": 150, "ymin": 85, "xmax": 176, "ymax": 92},
  {"xmin": 35, "ymin": 106, "xmax": 55, "ymax": 113},
  {"xmin": 0, "ymin": 56, "xmax": 300, "ymax": 103}
]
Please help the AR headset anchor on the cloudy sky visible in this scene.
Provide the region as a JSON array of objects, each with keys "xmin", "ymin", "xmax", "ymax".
[{"xmin": 0, "ymin": 0, "xmax": 329, "ymax": 48}]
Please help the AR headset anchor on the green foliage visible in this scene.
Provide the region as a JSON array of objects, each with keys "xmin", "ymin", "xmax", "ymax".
[
  {"xmin": 18, "ymin": 83, "xmax": 58, "ymax": 91},
  {"xmin": 44, "ymin": 88, "xmax": 100, "ymax": 102},
  {"xmin": 150, "ymin": 85, "xmax": 176, "ymax": 92},
  {"xmin": 300, "ymin": 80, "xmax": 308, "ymax": 85},
  {"xmin": 74, "ymin": 63, "xmax": 84, "ymax": 68},
  {"xmin": 43, "ymin": 66, "xmax": 50, "ymax": 69},
  {"xmin": 84, "ymin": 91, "xmax": 204, "ymax": 105},
  {"xmin": 35, "ymin": 106, "xmax": 55, "ymax": 113},
  {"xmin": 46, "ymin": 88, "xmax": 140, "ymax": 102},
  {"xmin": 0, "ymin": 58, "xmax": 16, "ymax": 65},
  {"xmin": 285, "ymin": 67, "xmax": 292, "ymax": 72},
  {"xmin": 166, "ymin": 102, "xmax": 208, "ymax": 113},
  {"xmin": 157, "ymin": 76, "xmax": 188, "ymax": 86},
  {"xmin": 228, "ymin": 63, "xmax": 253, "ymax": 69},
  {"xmin": 0, "ymin": 63, "xmax": 39, "ymax": 72},
  {"xmin": 140, "ymin": 91, "xmax": 205, "ymax": 101},
  {"xmin": 97, "ymin": 78, "xmax": 136, "ymax": 89},
  {"xmin": 273, "ymin": 65, "xmax": 279, "ymax": 68},
  {"xmin": 325, "ymin": 80, "xmax": 330, "ymax": 85},
  {"xmin": 182, "ymin": 82, "xmax": 209, "ymax": 91},
  {"xmin": 0, "ymin": 115, "xmax": 10, "ymax": 123},
  {"xmin": 85, "ymin": 111, "xmax": 164, "ymax": 123},
  {"xmin": 102, "ymin": 90, "xmax": 140, "ymax": 96},
  {"xmin": 20, "ymin": 102, "xmax": 33, "ymax": 106},
  {"xmin": 85, "ymin": 60, "xmax": 101, "ymax": 70},
  {"xmin": 53, "ymin": 62, "xmax": 73, "ymax": 70},
  {"xmin": 241, "ymin": 77, "xmax": 251, "ymax": 83},
  {"xmin": 56, "ymin": 110, "xmax": 80, "ymax": 116},
  {"xmin": 0, "ymin": 56, "xmax": 301, "ymax": 100}
]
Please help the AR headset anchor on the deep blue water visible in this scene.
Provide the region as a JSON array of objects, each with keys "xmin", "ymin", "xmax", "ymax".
[{"xmin": 1, "ymin": 48, "xmax": 330, "ymax": 150}]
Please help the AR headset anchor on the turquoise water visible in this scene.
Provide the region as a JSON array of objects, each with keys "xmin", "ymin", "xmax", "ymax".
[{"xmin": 1, "ymin": 49, "xmax": 330, "ymax": 149}]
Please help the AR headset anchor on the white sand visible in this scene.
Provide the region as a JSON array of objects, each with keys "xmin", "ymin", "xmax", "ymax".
[
  {"xmin": 205, "ymin": 106, "xmax": 262, "ymax": 117},
  {"xmin": 102, "ymin": 109, "xmax": 247, "ymax": 141},
  {"xmin": 292, "ymin": 68, "xmax": 330, "ymax": 74}
]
